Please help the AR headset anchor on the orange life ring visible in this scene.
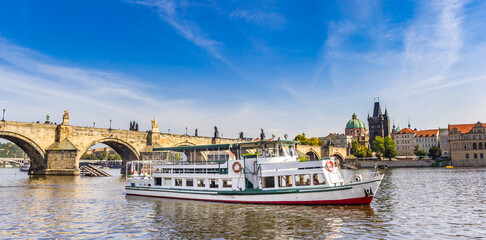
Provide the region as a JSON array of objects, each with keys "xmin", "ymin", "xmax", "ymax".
[
  {"xmin": 232, "ymin": 162, "xmax": 242, "ymax": 173},
  {"xmin": 325, "ymin": 161, "xmax": 335, "ymax": 172}
]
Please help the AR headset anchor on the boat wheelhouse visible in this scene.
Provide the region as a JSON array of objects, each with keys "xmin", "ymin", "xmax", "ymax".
[{"xmin": 125, "ymin": 140, "xmax": 384, "ymax": 205}]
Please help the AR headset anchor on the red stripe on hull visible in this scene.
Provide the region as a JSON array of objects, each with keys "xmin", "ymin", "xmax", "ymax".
[{"xmin": 126, "ymin": 193, "xmax": 374, "ymax": 205}]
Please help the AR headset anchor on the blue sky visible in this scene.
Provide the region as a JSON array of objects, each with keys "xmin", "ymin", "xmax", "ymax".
[{"xmin": 1, "ymin": 0, "xmax": 485, "ymax": 139}]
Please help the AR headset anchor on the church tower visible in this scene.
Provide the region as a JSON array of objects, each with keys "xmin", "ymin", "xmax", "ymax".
[{"xmin": 368, "ymin": 100, "xmax": 391, "ymax": 144}]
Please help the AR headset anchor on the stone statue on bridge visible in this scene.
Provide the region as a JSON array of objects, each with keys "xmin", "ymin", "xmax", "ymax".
[
  {"xmin": 214, "ymin": 126, "xmax": 219, "ymax": 138},
  {"xmin": 151, "ymin": 118, "xmax": 159, "ymax": 133},
  {"xmin": 260, "ymin": 129, "xmax": 265, "ymax": 140},
  {"xmin": 62, "ymin": 110, "xmax": 69, "ymax": 125}
]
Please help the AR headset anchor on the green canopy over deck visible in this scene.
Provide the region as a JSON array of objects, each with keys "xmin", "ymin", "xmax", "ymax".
[{"xmin": 153, "ymin": 140, "xmax": 299, "ymax": 152}]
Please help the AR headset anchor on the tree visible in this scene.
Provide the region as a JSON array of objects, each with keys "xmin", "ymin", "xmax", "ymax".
[
  {"xmin": 383, "ymin": 136, "xmax": 398, "ymax": 160},
  {"xmin": 294, "ymin": 134, "xmax": 308, "ymax": 145},
  {"xmin": 351, "ymin": 140, "xmax": 373, "ymax": 159},
  {"xmin": 351, "ymin": 141, "xmax": 364, "ymax": 159},
  {"xmin": 307, "ymin": 137, "xmax": 320, "ymax": 146},
  {"xmin": 414, "ymin": 145, "xmax": 427, "ymax": 157},
  {"xmin": 371, "ymin": 136, "xmax": 385, "ymax": 160},
  {"xmin": 428, "ymin": 146, "xmax": 442, "ymax": 160}
]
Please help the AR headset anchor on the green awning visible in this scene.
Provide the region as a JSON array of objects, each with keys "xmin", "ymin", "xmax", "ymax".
[
  {"xmin": 153, "ymin": 143, "xmax": 236, "ymax": 151},
  {"xmin": 152, "ymin": 140, "xmax": 300, "ymax": 152}
]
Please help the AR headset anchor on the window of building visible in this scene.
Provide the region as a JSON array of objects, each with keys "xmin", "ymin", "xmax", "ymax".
[
  {"xmin": 474, "ymin": 153, "xmax": 478, "ymax": 159},
  {"xmin": 465, "ymin": 154, "xmax": 469, "ymax": 159},
  {"xmin": 295, "ymin": 174, "xmax": 311, "ymax": 186},
  {"xmin": 175, "ymin": 178, "xmax": 182, "ymax": 186},
  {"xmin": 481, "ymin": 153, "xmax": 484, "ymax": 159},
  {"xmin": 473, "ymin": 143, "xmax": 477, "ymax": 149},
  {"xmin": 222, "ymin": 179, "xmax": 232, "ymax": 188},
  {"xmin": 209, "ymin": 179, "xmax": 218, "ymax": 188},
  {"xmin": 313, "ymin": 174, "xmax": 326, "ymax": 185},
  {"xmin": 263, "ymin": 177, "xmax": 275, "ymax": 188},
  {"xmin": 186, "ymin": 179, "xmax": 194, "ymax": 187},
  {"xmin": 278, "ymin": 175, "xmax": 293, "ymax": 187}
]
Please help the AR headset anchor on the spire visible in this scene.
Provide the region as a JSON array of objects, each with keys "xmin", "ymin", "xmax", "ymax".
[{"xmin": 372, "ymin": 101, "xmax": 382, "ymax": 118}]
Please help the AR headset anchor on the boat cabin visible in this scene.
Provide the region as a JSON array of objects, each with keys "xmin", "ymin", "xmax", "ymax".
[{"xmin": 126, "ymin": 140, "xmax": 345, "ymax": 192}]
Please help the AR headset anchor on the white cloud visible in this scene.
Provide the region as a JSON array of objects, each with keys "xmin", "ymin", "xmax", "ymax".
[
  {"xmin": 0, "ymin": 39, "xmax": 319, "ymax": 139},
  {"xmin": 131, "ymin": 0, "xmax": 235, "ymax": 70},
  {"xmin": 229, "ymin": 9, "xmax": 286, "ymax": 29}
]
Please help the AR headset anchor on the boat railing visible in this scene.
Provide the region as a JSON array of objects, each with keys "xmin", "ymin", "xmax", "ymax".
[
  {"xmin": 153, "ymin": 160, "xmax": 228, "ymax": 166},
  {"xmin": 344, "ymin": 171, "xmax": 382, "ymax": 183}
]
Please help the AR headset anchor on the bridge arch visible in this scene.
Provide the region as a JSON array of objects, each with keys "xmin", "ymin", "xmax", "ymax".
[
  {"xmin": 332, "ymin": 153, "xmax": 344, "ymax": 163},
  {"xmin": 175, "ymin": 141, "xmax": 196, "ymax": 147},
  {"xmin": 306, "ymin": 150, "xmax": 319, "ymax": 161},
  {"xmin": 0, "ymin": 131, "xmax": 46, "ymax": 172},
  {"xmin": 79, "ymin": 138, "xmax": 140, "ymax": 173}
]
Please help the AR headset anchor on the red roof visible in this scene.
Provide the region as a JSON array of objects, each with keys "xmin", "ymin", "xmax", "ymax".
[
  {"xmin": 449, "ymin": 123, "xmax": 486, "ymax": 133},
  {"xmin": 395, "ymin": 128, "xmax": 415, "ymax": 134},
  {"xmin": 415, "ymin": 129, "xmax": 438, "ymax": 137}
]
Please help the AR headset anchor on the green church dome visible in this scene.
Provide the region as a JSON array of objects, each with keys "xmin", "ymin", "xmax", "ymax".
[{"xmin": 346, "ymin": 114, "xmax": 367, "ymax": 130}]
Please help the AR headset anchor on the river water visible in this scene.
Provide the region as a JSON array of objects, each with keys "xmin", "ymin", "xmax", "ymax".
[{"xmin": 0, "ymin": 167, "xmax": 484, "ymax": 239}]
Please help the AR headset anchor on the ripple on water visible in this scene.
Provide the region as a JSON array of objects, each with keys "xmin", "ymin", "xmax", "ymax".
[{"xmin": 0, "ymin": 168, "xmax": 485, "ymax": 239}]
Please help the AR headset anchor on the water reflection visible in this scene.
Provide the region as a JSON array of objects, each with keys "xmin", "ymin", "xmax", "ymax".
[
  {"xmin": 0, "ymin": 168, "xmax": 485, "ymax": 239},
  {"xmin": 124, "ymin": 195, "xmax": 379, "ymax": 239}
]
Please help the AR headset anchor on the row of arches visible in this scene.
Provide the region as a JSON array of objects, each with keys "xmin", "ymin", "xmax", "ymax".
[
  {"xmin": 465, "ymin": 153, "xmax": 484, "ymax": 159},
  {"xmin": 0, "ymin": 132, "xmax": 196, "ymax": 174},
  {"xmin": 472, "ymin": 142, "xmax": 485, "ymax": 150}
]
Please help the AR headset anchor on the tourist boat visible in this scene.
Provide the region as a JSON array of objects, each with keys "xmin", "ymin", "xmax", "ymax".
[
  {"xmin": 19, "ymin": 163, "xmax": 30, "ymax": 172},
  {"xmin": 125, "ymin": 140, "xmax": 384, "ymax": 205}
]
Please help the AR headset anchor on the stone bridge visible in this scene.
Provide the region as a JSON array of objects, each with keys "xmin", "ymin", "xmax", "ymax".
[
  {"xmin": 0, "ymin": 111, "xmax": 238, "ymax": 175},
  {"xmin": 0, "ymin": 111, "xmax": 349, "ymax": 175},
  {"xmin": 296, "ymin": 145, "xmax": 348, "ymax": 162}
]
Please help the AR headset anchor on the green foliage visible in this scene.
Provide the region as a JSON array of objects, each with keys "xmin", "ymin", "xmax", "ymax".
[
  {"xmin": 0, "ymin": 142, "xmax": 25, "ymax": 158},
  {"xmin": 351, "ymin": 140, "xmax": 373, "ymax": 159},
  {"xmin": 294, "ymin": 133, "xmax": 308, "ymax": 145},
  {"xmin": 372, "ymin": 136, "xmax": 397, "ymax": 160},
  {"xmin": 383, "ymin": 136, "xmax": 398, "ymax": 160},
  {"xmin": 299, "ymin": 157, "xmax": 307, "ymax": 162},
  {"xmin": 307, "ymin": 137, "xmax": 320, "ymax": 146},
  {"xmin": 414, "ymin": 145, "xmax": 427, "ymax": 156},
  {"xmin": 371, "ymin": 136, "xmax": 385, "ymax": 160},
  {"xmin": 80, "ymin": 148, "xmax": 122, "ymax": 160},
  {"xmin": 294, "ymin": 134, "xmax": 322, "ymax": 146},
  {"xmin": 428, "ymin": 146, "xmax": 442, "ymax": 160}
]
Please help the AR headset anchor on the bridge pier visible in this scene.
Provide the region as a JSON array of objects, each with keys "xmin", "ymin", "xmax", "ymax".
[{"xmin": 30, "ymin": 143, "xmax": 80, "ymax": 175}]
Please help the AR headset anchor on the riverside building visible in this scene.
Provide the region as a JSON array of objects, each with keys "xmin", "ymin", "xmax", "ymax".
[{"xmin": 449, "ymin": 122, "xmax": 486, "ymax": 166}]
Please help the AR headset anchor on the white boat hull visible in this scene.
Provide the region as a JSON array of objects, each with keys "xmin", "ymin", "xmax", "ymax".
[{"xmin": 126, "ymin": 175, "xmax": 383, "ymax": 205}]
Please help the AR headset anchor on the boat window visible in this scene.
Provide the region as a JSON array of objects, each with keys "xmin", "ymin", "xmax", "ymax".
[
  {"xmin": 264, "ymin": 144, "xmax": 276, "ymax": 157},
  {"xmin": 263, "ymin": 177, "xmax": 275, "ymax": 188},
  {"xmin": 162, "ymin": 169, "xmax": 171, "ymax": 173},
  {"xmin": 209, "ymin": 179, "xmax": 219, "ymax": 188},
  {"xmin": 163, "ymin": 178, "xmax": 172, "ymax": 186},
  {"xmin": 278, "ymin": 145, "xmax": 285, "ymax": 157},
  {"xmin": 197, "ymin": 179, "xmax": 205, "ymax": 187},
  {"xmin": 295, "ymin": 174, "xmax": 311, "ymax": 186},
  {"xmin": 222, "ymin": 179, "xmax": 232, "ymax": 188},
  {"xmin": 313, "ymin": 174, "xmax": 326, "ymax": 185},
  {"xmin": 278, "ymin": 175, "xmax": 293, "ymax": 187},
  {"xmin": 154, "ymin": 168, "xmax": 162, "ymax": 173},
  {"xmin": 175, "ymin": 178, "xmax": 182, "ymax": 186},
  {"xmin": 186, "ymin": 179, "xmax": 194, "ymax": 187},
  {"xmin": 154, "ymin": 177, "xmax": 162, "ymax": 186}
]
